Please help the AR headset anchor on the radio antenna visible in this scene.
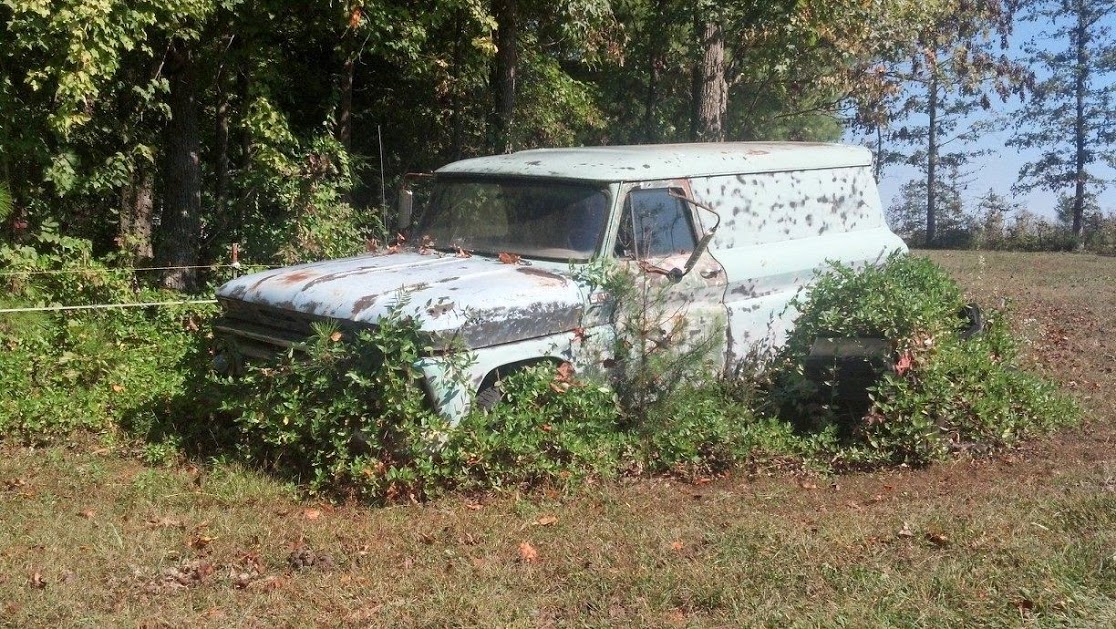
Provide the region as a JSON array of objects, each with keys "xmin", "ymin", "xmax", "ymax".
[{"xmin": 377, "ymin": 124, "xmax": 386, "ymax": 209}]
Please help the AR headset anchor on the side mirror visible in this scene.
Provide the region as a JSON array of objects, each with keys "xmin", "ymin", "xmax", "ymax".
[
  {"xmin": 397, "ymin": 188, "xmax": 413, "ymax": 231},
  {"xmin": 681, "ymin": 232, "xmax": 716, "ymax": 277}
]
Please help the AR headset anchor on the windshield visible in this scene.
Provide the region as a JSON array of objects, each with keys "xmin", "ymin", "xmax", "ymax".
[{"xmin": 415, "ymin": 178, "xmax": 609, "ymax": 260}]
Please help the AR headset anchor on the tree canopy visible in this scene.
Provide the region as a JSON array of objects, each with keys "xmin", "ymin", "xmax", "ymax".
[{"xmin": 2, "ymin": 0, "xmax": 1110, "ymax": 278}]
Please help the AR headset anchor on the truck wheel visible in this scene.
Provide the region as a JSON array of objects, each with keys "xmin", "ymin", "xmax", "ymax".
[
  {"xmin": 475, "ymin": 383, "xmax": 504, "ymax": 411},
  {"xmin": 959, "ymin": 303, "xmax": 984, "ymax": 340}
]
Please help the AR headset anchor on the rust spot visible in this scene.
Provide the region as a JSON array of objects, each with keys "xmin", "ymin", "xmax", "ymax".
[
  {"xmin": 280, "ymin": 270, "xmax": 317, "ymax": 285},
  {"xmin": 516, "ymin": 267, "xmax": 568, "ymax": 285},
  {"xmin": 351, "ymin": 294, "xmax": 379, "ymax": 316}
]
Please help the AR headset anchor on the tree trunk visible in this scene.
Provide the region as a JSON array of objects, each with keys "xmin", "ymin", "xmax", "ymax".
[
  {"xmin": 925, "ymin": 74, "xmax": 939, "ymax": 247},
  {"xmin": 338, "ymin": 55, "xmax": 354, "ymax": 151},
  {"xmin": 641, "ymin": 0, "xmax": 668, "ymax": 143},
  {"xmin": 491, "ymin": 0, "xmax": 518, "ymax": 154},
  {"xmin": 119, "ymin": 164, "xmax": 154, "ymax": 264},
  {"xmin": 694, "ymin": 15, "xmax": 727, "ymax": 142},
  {"xmin": 156, "ymin": 42, "xmax": 202, "ymax": 290},
  {"xmin": 1072, "ymin": 0, "xmax": 1088, "ymax": 250},
  {"xmin": 450, "ymin": 9, "xmax": 465, "ymax": 159},
  {"xmin": 235, "ymin": 66, "xmax": 253, "ymax": 243},
  {"xmin": 214, "ymin": 61, "xmax": 231, "ymax": 219}
]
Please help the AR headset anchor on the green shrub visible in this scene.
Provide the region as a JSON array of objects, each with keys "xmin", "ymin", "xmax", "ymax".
[
  {"xmin": 212, "ymin": 310, "xmax": 794, "ymax": 500},
  {"xmin": 0, "ymin": 230, "xmax": 213, "ymax": 442},
  {"xmin": 634, "ymin": 383, "xmax": 805, "ymax": 479},
  {"xmin": 440, "ymin": 365, "xmax": 624, "ymax": 491},
  {"xmin": 774, "ymin": 254, "xmax": 1078, "ymax": 466},
  {"xmin": 217, "ymin": 313, "xmax": 448, "ymax": 502}
]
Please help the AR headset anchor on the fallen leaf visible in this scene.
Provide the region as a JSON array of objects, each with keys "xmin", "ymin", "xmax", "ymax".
[
  {"xmin": 77, "ymin": 509, "xmax": 95, "ymax": 519},
  {"xmin": 111, "ymin": 384, "xmax": 125, "ymax": 393},
  {"xmin": 28, "ymin": 571, "xmax": 45, "ymax": 589},
  {"xmin": 184, "ymin": 315, "xmax": 200, "ymax": 332},
  {"xmin": 555, "ymin": 361, "xmax": 575, "ymax": 383},
  {"xmin": 189, "ymin": 534, "xmax": 216, "ymax": 550},
  {"xmin": 897, "ymin": 522, "xmax": 914, "ymax": 538},
  {"xmin": 895, "ymin": 351, "xmax": 914, "ymax": 376},
  {"xmin": 146, "ymin": 516, "xmax": 185, "ymax": 529},
  {"xmin": 498, "ymin": 252, "xmax": 521, "ymax": 265},
  {"xmin": 534, "ymin": 515, "xmax": 558, "ymax": 527},
  {"xmin": 518, "ymin": 542, "xmax": 539, "ymax": 563},
  {"xmin": 303, "ymin": 508, "xmax": 322, "ymax": 520},
  {"xmin": 925, "ymin": 531, "xmax": 950, "ymax": 546},
  {"xmin": 670, "ymin": 540, "xmax": 684, "ymax": 552},
  {"xmin": 464, "ymin": 502, "xmax": 482, "ymax": 511}
]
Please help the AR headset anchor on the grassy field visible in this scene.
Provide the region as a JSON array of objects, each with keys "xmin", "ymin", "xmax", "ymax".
[{"xmin": 2, "ymin": 249, "xmax": 1115, "ymax": 627}]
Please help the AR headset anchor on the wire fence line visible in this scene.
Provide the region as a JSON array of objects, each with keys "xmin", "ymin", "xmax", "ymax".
[
  {"xmin": 0, "ymin": 262, "xmax": 275, "ymax": 278},
  {"xmin": 0, "ymin": 261, "xmax": 263, "ymax": 313},
  {"xmin": 0, "ymin": 299, "xmax": 218, "ymax": 314}
]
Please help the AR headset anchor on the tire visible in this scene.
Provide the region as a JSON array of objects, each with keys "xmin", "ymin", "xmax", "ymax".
[
  {"xmin": 959, "ymin": 303, "xmax": 984, "ymax": 340},
  {"xmin": 475, "ymin": 384, "xmax": 504, "ymax": 412}
]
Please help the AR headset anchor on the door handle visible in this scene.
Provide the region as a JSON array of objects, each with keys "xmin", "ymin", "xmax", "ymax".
[{"xmin": 699, "ymin": 267, "xmax": 721, "ymax": 279}]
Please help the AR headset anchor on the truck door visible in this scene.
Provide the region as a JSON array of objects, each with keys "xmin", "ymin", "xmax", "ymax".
[{"xmin": 612, "ymin": 181, "xmax": 728, "ymax": 375}]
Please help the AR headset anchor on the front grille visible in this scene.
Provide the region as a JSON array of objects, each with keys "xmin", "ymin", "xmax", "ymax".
[{"xmin": 214, "ymin": 299, "xmax": 367, "ymax": 360}]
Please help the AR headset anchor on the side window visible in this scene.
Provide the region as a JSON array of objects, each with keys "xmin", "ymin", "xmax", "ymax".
[{"xmin": 615, "ymin": 187, "xmax": 696, "ymax": 259}]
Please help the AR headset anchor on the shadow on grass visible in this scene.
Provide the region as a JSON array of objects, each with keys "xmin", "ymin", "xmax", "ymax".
[{"xmin": 117, "ymin": 334, "xmax": 246, "ymax": 467}]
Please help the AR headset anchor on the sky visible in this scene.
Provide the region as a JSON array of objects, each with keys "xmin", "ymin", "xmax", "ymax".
[{"xmin": 863, "ymin": 11, "xmax": 1116, "ymax": 220}]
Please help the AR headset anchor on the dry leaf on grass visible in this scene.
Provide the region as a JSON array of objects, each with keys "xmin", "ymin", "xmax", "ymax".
[
  {"xmin": 518, "ymin": 542, "xmax": 539, "ymax": 563},
  {"xmin": 189, "ymin": 534, "xmax": 216, "ymax": 550},
  {"xmin": 534, "ymin": 515, "xmax": 558, "ymax": 527},
  {"xmin": 303, "ymin": 508, "xmax": 322, "ymax": 520},
  {"xmin": 146, "ymin": 516, "xmax": 185, "ymax": 529},
  {"xmin": 670, "ymin": 540, "xmax": 684, "ymax": 552},
  {"xmin": 28, "ymin": 571, "xmax": 45, "ymax": 589},
  {"xmin": 925, "ymin": 531, "xmax": 950, "ymax": 546}
]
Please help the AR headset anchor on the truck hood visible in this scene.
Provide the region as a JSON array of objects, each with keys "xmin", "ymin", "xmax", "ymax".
[{"xmin": 216, "ymin": 251, "xmax": 586, "ymax": 348}]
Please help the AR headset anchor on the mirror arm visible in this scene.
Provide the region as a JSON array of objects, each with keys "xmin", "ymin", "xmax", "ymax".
[{"xmin": 666, "ymin": 190, "xmax": 721, "ymax": 278}]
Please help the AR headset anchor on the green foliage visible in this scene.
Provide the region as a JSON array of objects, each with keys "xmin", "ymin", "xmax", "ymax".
[
  {"xmin": 774, "ymin": 254, "xmax": 1077, "ymax": 466},
  {"xmin": 0, "ymin": 232, "xmax": 213, "ymax": 441},
  {"xmin": 864, "ymin": 309, "xmax": 1075, "ymax": 464},
  {"xmin": 0, "ymin": 239, "xmax": 1079, "ymax": 499},
  {"xmin": 1009, "ymin": 0, "xmax": 1116, "ymax": 211},
  {"xmin": 217, "ymin": 314, "xmax": 447, "ymax": 502},
  {"xmin": 238, "ymin": 111, "xmax": 381, "ymax": 264},
  {"xmin": 213, "ymin": 322, "xmax": 794, "ymax": 500},
  {"xmin": 0, "ymin": 180, "xmax": 11, "ymax": 223},
  {"xmin": 779, "ymin": 254, "xmax": 966, "ymax": 367},
  {"xmin": 441, "ymin": 366, "xmax": 623, "ymax": 491}
]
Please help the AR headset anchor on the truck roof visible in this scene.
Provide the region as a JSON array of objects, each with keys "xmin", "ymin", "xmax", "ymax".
[{"xmin": 436, "ymin": 142, "xmax": 872, "ymax": 181}]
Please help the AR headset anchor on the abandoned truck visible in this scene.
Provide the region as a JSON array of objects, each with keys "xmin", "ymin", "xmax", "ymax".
[{"xmin": 214, "ymin": 142, "xmax": 907, "ymax": 419}]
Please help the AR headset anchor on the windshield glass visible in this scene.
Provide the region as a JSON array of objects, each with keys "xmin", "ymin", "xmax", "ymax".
[{"xmin": 415, "ymin": 178, "xmax": 609, "ymax": 260}]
